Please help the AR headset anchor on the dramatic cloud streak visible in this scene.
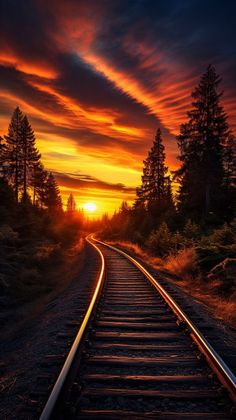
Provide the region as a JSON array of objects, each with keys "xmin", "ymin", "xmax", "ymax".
[{"xmin": 0, "ymin": 0, "xmax": 235, "ymax": 214}]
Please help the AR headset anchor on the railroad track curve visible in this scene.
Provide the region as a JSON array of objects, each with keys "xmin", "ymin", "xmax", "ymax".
[{"xmin": 39, "ymin": 235, "xmax": 236, "ymax": 419}]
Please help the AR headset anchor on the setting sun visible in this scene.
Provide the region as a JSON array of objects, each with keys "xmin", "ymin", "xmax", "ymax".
[{"xmin": 83, "ymin": 202, "xmax": 97, "ymax": 212}]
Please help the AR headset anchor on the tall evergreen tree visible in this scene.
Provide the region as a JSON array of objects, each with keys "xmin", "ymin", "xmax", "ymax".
[
  {"xmin": 175, "ymin": 65, "xmax": 230, "ymax": 221},
  {"xmin": 0, "ymin": 177, "xmax": 15, "ymax": 223},
  {"xmin": 67, "ymin": 193, "xmax": 76, "ymax": 212},
  {"xmin": 21, "ymin": 115, "xmax": 41, "ymax": 201},
  {"xmin": 119, "ymin": 200, "xmax": 129, "ymax": 215},
  {"xmin": 44, "ymin": 172, "xmax": 62, "ymax": 213},
  {"xmin": 30, "ymin": 162, "xmax": 48, "ymax": 207},
  {"xmin": 223, "ymin": 134, "xmax": 236, "ymax": 218},
  {"xmin": 224, "ymin": 134, "xmax": 236, "ymax": 189},
  {"xmin": 4, "ymin": 107, "xmax": 24, "ymax": 202},
  {"xmin": 136, "ymin": 128, "xmax": 172, "ymax": 217},
  {"xmin": 165, "ymin": 176, "xmax": 174, "ymax": 209},
  {"xmin": 0, "ymin": 135, "xmax": 6, "ymax": 177}
]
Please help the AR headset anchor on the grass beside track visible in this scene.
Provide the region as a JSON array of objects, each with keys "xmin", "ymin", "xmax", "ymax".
[{"xmin": 106, "ymin": 240, "xmax": 236, "ymax": 327}]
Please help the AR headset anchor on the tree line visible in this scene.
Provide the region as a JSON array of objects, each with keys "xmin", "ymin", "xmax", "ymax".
[
  {"xmin": 1, "ymin": 65, "xmax": 235, "ymax": 241},
  {"xmin": 106, "ymin": 65, "xmax": 236, "ymax": 242},
  {"xmin": 0, "ymin": 107, "xmax": 62, "ymax": 213},
  {"xmin": 0, "ymin": 111, "xmax": 87, "ymax": 311}
]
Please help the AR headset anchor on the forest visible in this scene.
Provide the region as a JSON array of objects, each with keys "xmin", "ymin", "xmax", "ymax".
[
  {"xmin": 0, "ymin": 65, "xmax": 235, "ymax": 323},
  {"xmin": 101, "ymin": 65, "xmax": 236, "ymax": 323},
  {"xmin": 0, "ymin": 106, "xmax": 89, "ymax": 311}
]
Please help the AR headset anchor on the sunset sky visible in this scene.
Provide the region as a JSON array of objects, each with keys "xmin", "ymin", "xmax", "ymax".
[{"xmin": 0, "ymin": 0, "xmax": 236, "ymax": 216}]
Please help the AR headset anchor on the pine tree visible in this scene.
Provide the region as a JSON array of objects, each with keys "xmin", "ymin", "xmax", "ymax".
[
  {"xmin": 21, "ymin": 115, "xmax": 41, "ymax": 201},
  {"xmin": 44, "ymin": 172, "xmax": 62, "ymax": 213},
  {"xmin": 136, "ymin": 128, "xmax": 172, "ymax": 217},
  {"xmin": 119, "ymin": 200, "xmax": 129, "ymax": 215},
  {"xmin": 4, "ymin": 107, "xmax": 24, "ymax": 202},
  {"xmin": 175, "ymin": 65, "xmax": 229, "ymax": 221},
  {"xmin": 223, "ymin": 134, "xmax": 236, "ymax": 218},
  {"xmin": 31, "ymin": 162, "xmax": 48, "ymax": 207},
  {"xmin": 0, "ymin": 135, "xmax": 6, "ymax": 177},
  {"xmin": 0, "ymin": 177, "xmax": 15, "ymax": 223},
  {"xmin": 175, "ymin": 122, "xmax": 200, "ymax": 214},
  {"xmin": 164, "ymin": 175, "xmax": 175, "ymax": 209},
  {"xmin": 67, "ymin": 193, "xmax": 76, "ymax": 212},
  {"xmin": 224, "ymin": 134, "xmax": 236, "ymax": 189},
  {"xmin": 101, "ymin": 212, "xmax": 109, "ymax": 229}
]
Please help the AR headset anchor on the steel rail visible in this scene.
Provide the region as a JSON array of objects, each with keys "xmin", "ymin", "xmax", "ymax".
[
  {"xmin": 39, "ymin": 235, "xmax": 236, "ymax": 419},
  {"xmin": 93, "ymin": 237, "xmax": 236, "ymax": 403},
  {"xmin": 39, "ymin": 236, "xmax": 105, "ymax": 420}
]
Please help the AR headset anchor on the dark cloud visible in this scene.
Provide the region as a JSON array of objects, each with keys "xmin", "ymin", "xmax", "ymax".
[
  {"xmin": 0, "ymin": 0, "xmax": 235, "ymax": 189},
  {"xmin": 33, "ymin": 117, "xmax": 152, "ymax": 157},
  {"xmin": 0, "ymin": 65, "xmax": 70, "ymax": 117},
  {"xmin": 53, "ymin": 171, "xmax": 136, "ymax": 193},
  {"xmin": 95, "ymin": 0, "xmax": 236, "ymax": 63},
  {"xmin": 54, "ymin": 52, "xmax": 158, "ymax": 121},
  {"xmin": 0, "ymin": 62, "xmax": 158, "ymax": 158},
  {"xmin": 91, "ymin": 0, "xmax": 236, "ymax": 97},
  {"xmin": 0, "ymin": 0, "xmax": 58, "ymax": 62}
]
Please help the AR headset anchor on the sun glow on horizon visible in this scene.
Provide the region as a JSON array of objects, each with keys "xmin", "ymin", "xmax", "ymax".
[{"xmin": 83, "ymin": 202, "xmax": 97, "ymax": 213}]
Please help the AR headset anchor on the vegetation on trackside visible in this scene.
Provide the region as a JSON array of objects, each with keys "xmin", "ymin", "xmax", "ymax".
[
  {"xmin": 0, "ymin": 65, "xmax": 235, "ymax": 325},
  {"xmin": 100, "ymin": 65, "xmax": 236, "ymax": 326},
  {"xmin": 106, "ymin": 221, "xmax": 236, "ymax": 325},
  {"xmin": 0, "ymin": 108, "xmax": 91, "ymax": 312}
]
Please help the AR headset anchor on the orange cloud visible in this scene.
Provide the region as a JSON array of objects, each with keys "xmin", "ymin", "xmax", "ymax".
[
  {"xmin": 81, "ymin": 51, "xmax": 196, "ymax": 135},
  {"xmin": 27, "ymin": 78, "xmax": 149, "ymax": 142},
  {"xmin": 1, "ymin": 1, "xmax": 235, "ymax": 217},
  {"xmin": 0, "ymin": 53, "xmax": 57, "ymax": 79}
]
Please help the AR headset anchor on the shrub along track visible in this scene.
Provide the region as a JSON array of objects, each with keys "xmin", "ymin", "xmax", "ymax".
[{"xmin": 36, "ymin": 237, "xmax": 236, "ymax": 419}]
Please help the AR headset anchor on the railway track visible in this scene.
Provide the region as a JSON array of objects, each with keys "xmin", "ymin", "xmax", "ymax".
[{"xmin": 39, "ymin": 236, "xmax": 236, "ymax": 419}]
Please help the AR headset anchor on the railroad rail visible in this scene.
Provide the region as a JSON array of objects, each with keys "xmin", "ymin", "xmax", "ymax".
[{"xmin": 39, "ymin": 236, "xmax": 236, "ymax": 419}]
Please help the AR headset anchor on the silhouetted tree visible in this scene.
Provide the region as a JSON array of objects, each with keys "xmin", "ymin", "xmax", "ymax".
[
  {"xmin": 44, "ymin": 172, "xmax": 62, "ymax": 213},
  {"xmin": 175, "ymin": 65, "xmax": 229, "ymax": 221},
  {"xmin": 164, "ymin": 175, "xmax": 175, "ymax": 209},
  {"xmin": 136, "ymin": 128, "xmax": 173, "ymax": 219},
  {"xmin": 0, "ymin": 177, "xmax": 15, "ymax": 223},
  {"xmin": 4, "ymin": 107, "xmax": 24, "ymax": 202},
  {"xmin": 21, "ymin": 115, "xmax": 41, "ymax": 201},
  {"xmin": 101, "ymin": 212, "xmax": 109, "ymax": 229},
  {"xmin": 67, "ymin": 193, "xmax": 76, "ymax": 212},
  {"xmin": 30, "ymin": 162, "xmax": 48, "ymax": 207},
  {"xmin": 223, "ymin": 134, "xmax": 236, "ymax": 218},
  {"xmin": 224, "ymin": 134, "xmax": 236, "ymax": 188},
  {"xmin": 0, "ymin": 135, "xmax": 6, "ymax": 177},
  {"xmin": 117, "ymin": 201, "xmax": 131, "ymax": 234},
  {"xmin": 119, "ymin": 200, "xmax": 129, "ymax": 215}
]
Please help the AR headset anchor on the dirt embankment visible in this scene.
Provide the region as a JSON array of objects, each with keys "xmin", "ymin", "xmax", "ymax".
[
  {"xmin": 0, "ymin": 241, "xmax": 99, "ymax": 419},
  {"xmin": 106, "ymin": 240, "xmax": 236, "ymax": 328}
]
